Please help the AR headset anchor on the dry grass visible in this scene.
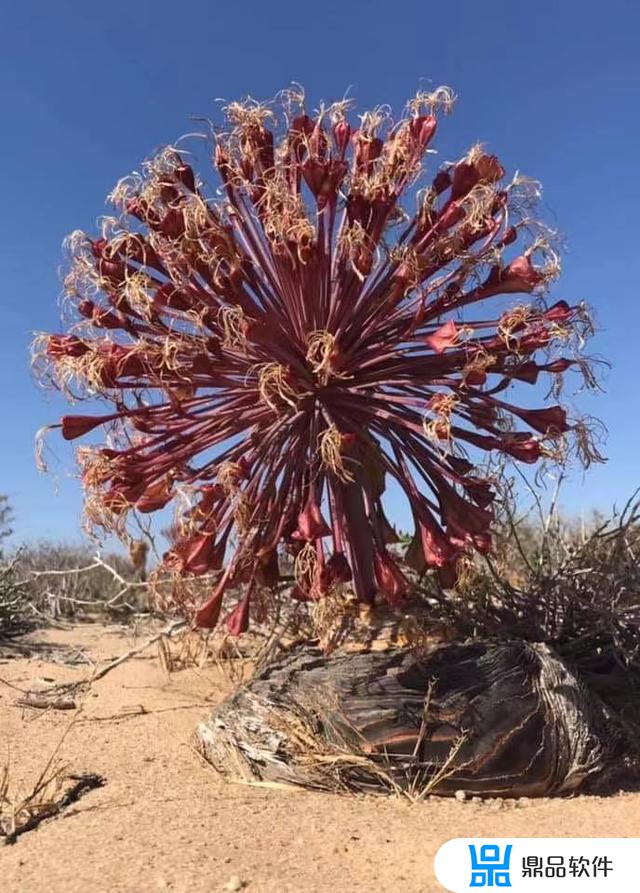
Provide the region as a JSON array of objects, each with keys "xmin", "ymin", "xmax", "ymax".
[{"xmin": 0, "ymin": 706, "xmax": 104, "ymax": 845}]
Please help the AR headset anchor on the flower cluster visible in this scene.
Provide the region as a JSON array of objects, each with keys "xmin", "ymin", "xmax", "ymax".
[{"xmin": 35, "ymin": 87, "xmax": 601, "ymax": 632}]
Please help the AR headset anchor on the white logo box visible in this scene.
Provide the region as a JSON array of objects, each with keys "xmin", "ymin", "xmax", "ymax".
[{"xmin": 434, "ymin": 838, "xmax": 639, "ymax": 891}]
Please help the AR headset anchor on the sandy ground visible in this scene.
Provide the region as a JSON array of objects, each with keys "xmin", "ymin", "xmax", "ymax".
[{"xmin": 0, "ymin": 624, "xmax": 638, "ymax": 893}]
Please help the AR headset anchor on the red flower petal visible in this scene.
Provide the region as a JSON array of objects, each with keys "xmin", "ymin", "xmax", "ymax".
[{"xmin": 424, "ymin": 320, "xmax": 460, "ymax": 354}]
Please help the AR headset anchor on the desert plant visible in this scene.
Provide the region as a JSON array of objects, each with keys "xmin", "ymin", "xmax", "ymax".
[
  {"xmin": 0, "ymin": 497, "xmax": 30, "ymax": 637},
  {"xmin": 423, "ymin": 490, "xmax": 640, "ymax": 697},
  {"xmin": 0, "ymin": 555, "xmax": 31, "ymax": 638},
  {"xmin": 196, "ymin": 492, "xmax": 640, "ymax": 797},
  {"xmin": 16, "ymin": 542, "xmax": 140, "ymax": 617},
  {"xmin": 0, "ymin": 495, "xmax": 13, "ymax": 559},
  {"xmin": 34, "ymin": 87, "xmax": 602, "ymax": 634}
]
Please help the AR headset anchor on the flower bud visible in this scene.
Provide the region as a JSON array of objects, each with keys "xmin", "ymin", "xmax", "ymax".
[
  {"xmin": 409, "ymin": 114, "xmax": 437, "ymax": 148},
  {"xmin": 450, "ymin": 162, "xmax": 479, "ymax": 200},
  {"xmin": 332, "ymin": 119, "xmax": 351, "ymax": 154}
]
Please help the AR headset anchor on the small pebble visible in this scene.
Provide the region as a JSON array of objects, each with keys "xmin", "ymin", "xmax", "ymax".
[
  {"xmin": 471, "ymin": 796, "xmax": 482, "ymax": 805},
  {"xmin": 517, "ymin": 797, "xmax": 531, "ymax": 808},
  {"xmin": 224, "ymin": 877, "xmax": 245, "ymax": 892},
  {"xmin": 454, "ymin": 789, "xmax": 467, "ymax": 802}
]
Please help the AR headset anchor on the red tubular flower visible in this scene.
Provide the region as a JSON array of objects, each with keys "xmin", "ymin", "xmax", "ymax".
[
  {"xmin": 194, "ymin": 564, "xmax": 234, "ymax": 628},
  {"xmin": 374, "ymin": 550, "xmax": 408, "ymax": 606},
  {"xmin": 480, "ymin": 255, "xmax": 544, "ymax": 296},
  {"xmin": 226, "ymin": 590, "xmax": 252, "ymax": 636},
  {"xmin": 417, "ymin": 518, "xmax": 460, "ymax": 568},
  {"xmin": 135, "ymin": 477, "xmax": 174, "ymax": 513},
  {"xmin": 194, "ymin": 587, "xmax": 225, "ymax": 629},
  {"xmin": 424, "ymin": 320, "xmax": 461, "ymax": 354},
  {"xmin": 544, "ymin": 300, "xmax": 572, "ymax": 322},
  {"xmin": 293, "ymin": 496, "xmax": 332, "ymax": 541},
  {"xmin": 36, "ymin": 86, "xmax": 600, "ymax": 630},
  {"xmin": 177, "ymin": 532, "xmax": 224, "ymax": 576},
  {"xmin": 332, "ymin": 119, "xmax": 351, "ymax": 154},
  {"xmin": 510, "ymin": 405, "xmax": 569, "ymax": 436},
  {"xmin": 502, "ymin": 435, "xmax": 542, "ymax": 463},
  {"xmin": 61, "ymin": 413, "xmax": 118, "ymax": 440},
  {"xmin": 410, "ymin": 114, "xmax": 437, "ymax": 148},
  {"xmin": 45, "ymin": 335, "xmax": 89, "ymax": 359}
]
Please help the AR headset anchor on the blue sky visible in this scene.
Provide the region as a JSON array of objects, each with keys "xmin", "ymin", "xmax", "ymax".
[{"xmin": 1, "ymin": 0, "xmax": 639, "ymax": 544}]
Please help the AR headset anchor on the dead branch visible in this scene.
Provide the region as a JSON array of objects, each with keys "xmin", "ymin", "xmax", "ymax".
[
  {"xmin": 91, "ymin": 618, "xmax": 186, "ymax": 683},
  {"xmin": 16, "ymin": 693, "xmax": 77, "ymax": 711},
  {"xmin": 2, "ymin": 774, "xmax": 105, "ymax": 845}
]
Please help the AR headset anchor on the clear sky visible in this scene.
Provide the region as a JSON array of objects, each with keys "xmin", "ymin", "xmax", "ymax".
[{"xmin": 1, "ymin": 0, "xmax": 639, "ymax": 545}]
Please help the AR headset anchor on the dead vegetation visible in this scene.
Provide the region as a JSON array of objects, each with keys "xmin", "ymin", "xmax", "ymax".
[
  {"xmin": 0, "ymin": 706, "xmax": 104, "ymax": 845},
  {"xmin": 0, "ymin": 767, "xmax": 105, "ymax": 845},
  {"xmin": 0, "ymin": 557, "xmax": 31, "ymax": 638},
  {"xmin": 0, "ymin": 544, "xmax": 144, "ymax": 640},
  {"xmin": 417, "ymin": 488, "xmax": 640, "ymax": 752},
  {"xmin": 197, "ymin": 639, "xmax": 613, "ymax": 799},
  {"xmin": 10, "ymin": 543, "xmax": 145, "ymax": 621},
  {"xmin": 195, "ymin": 490, "xmax": 640, "ymax": 797},
  {"xmin": 2, "ymin": 488, "xmax": 639, "ymax": 803}
]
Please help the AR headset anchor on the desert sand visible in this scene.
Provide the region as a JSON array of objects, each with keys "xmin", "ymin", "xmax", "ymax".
[{"xmin": 1, "ymin": 624, "xmax": 638, "ymax": 893}]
